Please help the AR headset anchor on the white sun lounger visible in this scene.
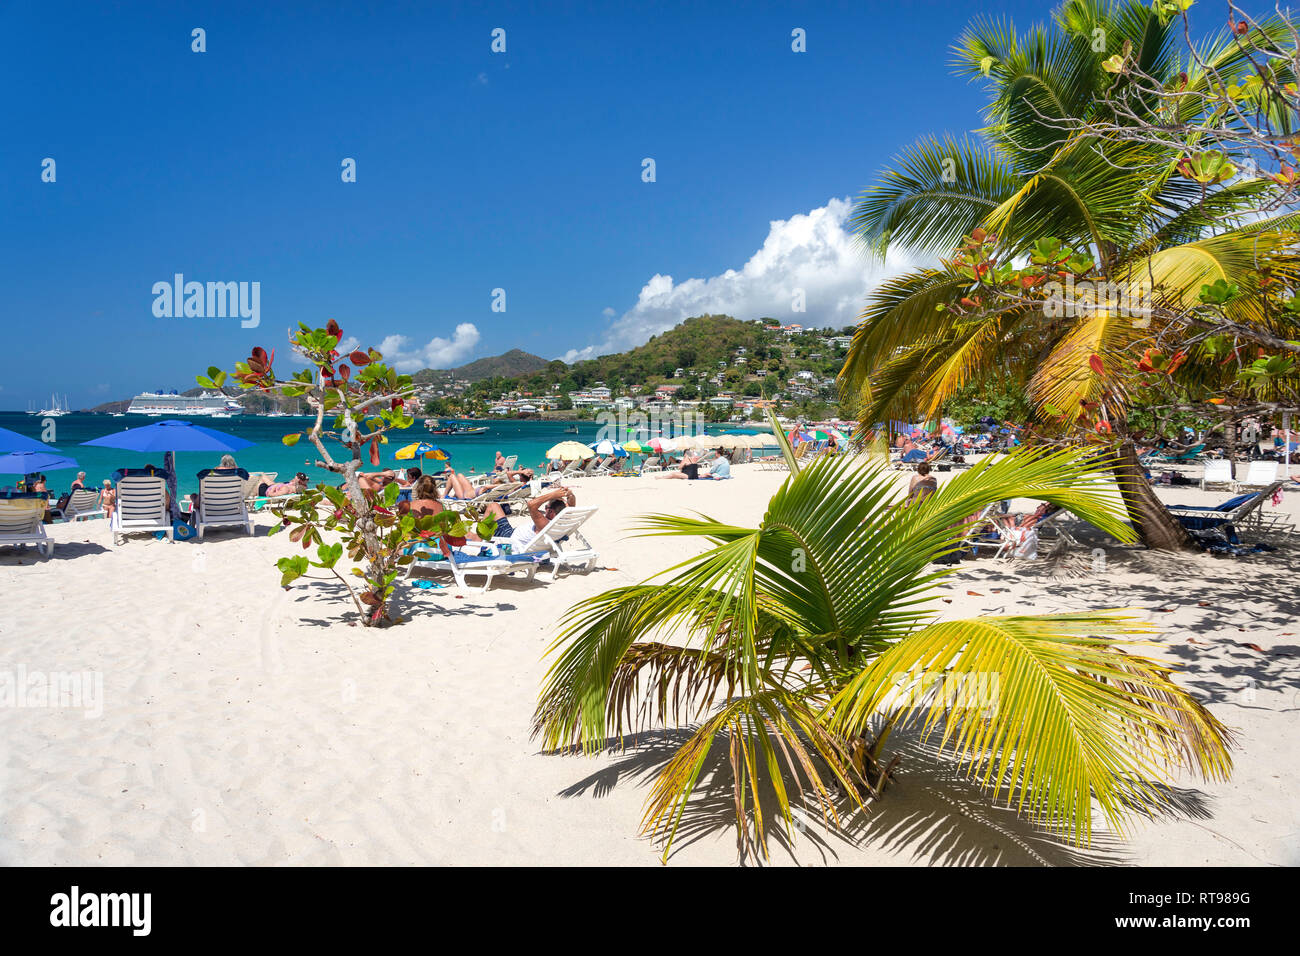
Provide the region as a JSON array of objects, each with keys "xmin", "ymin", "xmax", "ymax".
[
  {"xmin": 196, "ymin": 472, "xmax": 254, "ymax": 539},
  {"xmin": 1233, "ymin": 460, "xmax": 1279, "ymax": 492},
  {"xmin": 111, "ymin": 475, "xmax": 173, "ymax": 545},
  {"xmin": 1200, "ymin": 459, "xmax": 1234, "ymax": 490},
  {"xmin": 404, "ymin": 539, "xmax": 547, "ymax": 594},
  {"xmin": 506, "ymin": 505, "xmax": 600, "ymax": 581},
  {"xmin": 405, "ymin": 505, "xmax": 600, "ymax": 593},
  {"xmin": 56, "ymin": 488, "xmax": 105, "ymax": 522},
  {"xmin": 442, "ymin": 482, "xmax": 524, "ymax": 511},
  {"xmin": 0, "ymin": 497, "xmax": 53, "ymax": 557}
]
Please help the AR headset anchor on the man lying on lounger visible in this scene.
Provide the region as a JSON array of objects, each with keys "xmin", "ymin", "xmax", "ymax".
[{"xmin": 463, "ymin": 485, "xmax": 576, "ymax": 552}]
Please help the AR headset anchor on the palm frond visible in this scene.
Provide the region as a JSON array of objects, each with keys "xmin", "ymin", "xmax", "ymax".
[
  {"xmin": 852, "ymin": 136, "xmax": 1020, "ymax": 257},
  {"xmin": 641, "ymin": 687, "xmax": 866, "ymax": 862},
  {"xmin": 828, "ymin": 612, "xmax": 1235, "ymax": 844}
]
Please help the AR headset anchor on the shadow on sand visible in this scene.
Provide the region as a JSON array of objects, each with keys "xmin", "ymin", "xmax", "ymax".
[{"xmin": 547, "ymin": 723, "xmax": 1209, "ymax": 866}]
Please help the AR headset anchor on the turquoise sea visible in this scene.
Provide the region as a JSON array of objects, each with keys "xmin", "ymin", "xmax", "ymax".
[{"xmin": 0, "ymin": 413, "xmax": 774, "ymax": 496}]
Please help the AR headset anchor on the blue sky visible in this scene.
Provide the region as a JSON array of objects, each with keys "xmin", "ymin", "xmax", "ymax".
[{"xmin": 2, "ymin": 0, "xmax": 1054, "ymax": 408}]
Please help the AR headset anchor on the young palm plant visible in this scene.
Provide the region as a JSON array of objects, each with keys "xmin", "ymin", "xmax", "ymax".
[{"xmin": 534, "ymin": 447, "xmax": 1233, "ymax": 862}]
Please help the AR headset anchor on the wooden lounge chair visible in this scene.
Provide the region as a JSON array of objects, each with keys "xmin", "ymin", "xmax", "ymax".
[
  {"xmin": 0, "ymin": 496, "xmax": 53, "ymax": 558},
  {"xmin": 195, "ymin": 472, "xmax": 254, "ymax": 539},
  {"xmin": 111, "ymin": 475, "xmax": 173, "ymax": 545}
]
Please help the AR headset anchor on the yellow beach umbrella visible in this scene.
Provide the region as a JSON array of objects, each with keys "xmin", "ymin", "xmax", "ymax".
[
  {"xmin": 622, "ymin": 439, "xmax": 646, "ymax": 453},
  {"xmin": 394, "ymin": 442, "xmax": 450, "ymax": 461},
  {"xmin": 546, "ymin": 440, "xmax": 595, "ymax": 461}
]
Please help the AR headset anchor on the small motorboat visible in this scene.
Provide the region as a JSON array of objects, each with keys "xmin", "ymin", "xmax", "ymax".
[{"xmin": 425, "ymin": 419, "xmax": 489, "ymax": 436}]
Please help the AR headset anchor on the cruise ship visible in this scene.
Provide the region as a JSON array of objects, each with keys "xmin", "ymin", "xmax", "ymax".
[{"xmin": 126, "ymin": 390, "xmax": 243, "ymax": 417}]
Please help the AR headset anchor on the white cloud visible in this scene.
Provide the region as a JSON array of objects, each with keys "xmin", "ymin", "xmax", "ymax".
[
  {"xmin": 377, "ymin": 323, "xmax": 481, "ymax": 372},
  {"xmin": 601, "ymin": 306, "xmax": 616, "ymax": 317},
  {"xmin": 562, "ymin": 197, "xmax": 922, "ymax": 362}
]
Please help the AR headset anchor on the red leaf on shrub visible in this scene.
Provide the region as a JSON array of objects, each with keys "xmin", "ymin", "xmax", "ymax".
[
  {"xmin": 338, "ymin": 364, "xmax": 351, "ymax": 381},
  {"xmin": 350, "ymin": 350, "xmax": 370, "ymax": 366},
  {"xmin": 369, "ymin": 438, "xmax": 380, "ymax": 466},
  {"xmin": 1088, "ymin": 354, "xmax": 1105, "ymax": 375},
  {"xmin": 445, "ymin": 535, "xmax": 466, "ymax": 547}
]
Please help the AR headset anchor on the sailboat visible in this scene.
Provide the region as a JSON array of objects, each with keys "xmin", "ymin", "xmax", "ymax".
[{"xmin": 38, "ymin": 394, "xmax": 69, "ymax": 417}]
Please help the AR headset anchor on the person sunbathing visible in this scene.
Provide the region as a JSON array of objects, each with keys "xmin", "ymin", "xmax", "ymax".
[
  {"xmin": 400, "ymin": 467, "xmax": 422, "ymax": 488},
  {"xmin": 441, "ymin": 468, "xmax": 478, "ymax": 500},
  {"xmin": 995, "ymin": 501, "xmax": 1058, "ymax": 529},
  {"xmin": 905, "ymin": 463, "xmax": 938, "ymax": 504},
  {"xmin": 486, "ymin": 466, "xmax": 534, "ymax": 484},
  {"xmin": 399, "ymin": 475, "xmax": 443, "ymax": 517},
  {"xmin": 261, "ymin": 473, "xmax": 308, "ymax": 497},
  {"xmin": 357, "ymin": 470, "xmax": 397, "ymax": 494},
  {"xmin": 670, "ymin": 450, "xmax": 702, "ymax": 480},
  {"xmin": 467, "ymin": 485, "xmax": 576, "ymax": 552}
]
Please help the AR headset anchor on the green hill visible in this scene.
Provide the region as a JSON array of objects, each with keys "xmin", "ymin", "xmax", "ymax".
[{"xmin": 414, "ymin": 348, "xmax": 550, "ymax": 383}]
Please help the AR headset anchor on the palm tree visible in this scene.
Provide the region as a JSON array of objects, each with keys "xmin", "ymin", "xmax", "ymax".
[
  {"xmin": 534, "ymin": 449, "xmax": 1232, "ymax": 862},
  {"xmin": 841, "ymin": 0, "xmax": 1300, "ymax": 549}
]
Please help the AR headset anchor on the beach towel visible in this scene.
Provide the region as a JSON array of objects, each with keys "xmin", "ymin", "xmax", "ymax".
[{"xmin": 1009, "ymin": 527, "xmax": 1038, "ymax": 560}]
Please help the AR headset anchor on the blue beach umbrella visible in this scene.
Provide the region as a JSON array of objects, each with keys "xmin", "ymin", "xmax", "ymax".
[
  {"xmin": 0, "ymin": 451, "xmax": 79, "ymax": 475},
  {"xmin": 590, "ymin": 439, "xmax": 628, "ymax": 457},
  {"xmin": 82, "ymin": 419, "xmax": 255, "ymax": 518},
  {"xmin": 0, "ymin": 426, "xmax": 56, "ymax": 455}
]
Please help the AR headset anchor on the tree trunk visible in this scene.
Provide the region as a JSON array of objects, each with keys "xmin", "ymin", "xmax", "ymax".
[{"xmin": 1112, "ymin": 440, "xmax": 1198, "ymax": 552}]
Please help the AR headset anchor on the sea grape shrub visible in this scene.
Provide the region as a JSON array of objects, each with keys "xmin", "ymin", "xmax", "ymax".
[
  {"xmin": 199, "ymin": 321, "xmax": 495, "ymax": 626},
  {"xmin": 271, "ymin": 481, "xmax": 497, "ymax": 619}
]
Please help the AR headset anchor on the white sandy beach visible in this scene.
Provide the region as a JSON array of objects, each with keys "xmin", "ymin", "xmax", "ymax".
[{"xmin": 1, "ymin": 462, "xmax": 1297, "ymax": 866}]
